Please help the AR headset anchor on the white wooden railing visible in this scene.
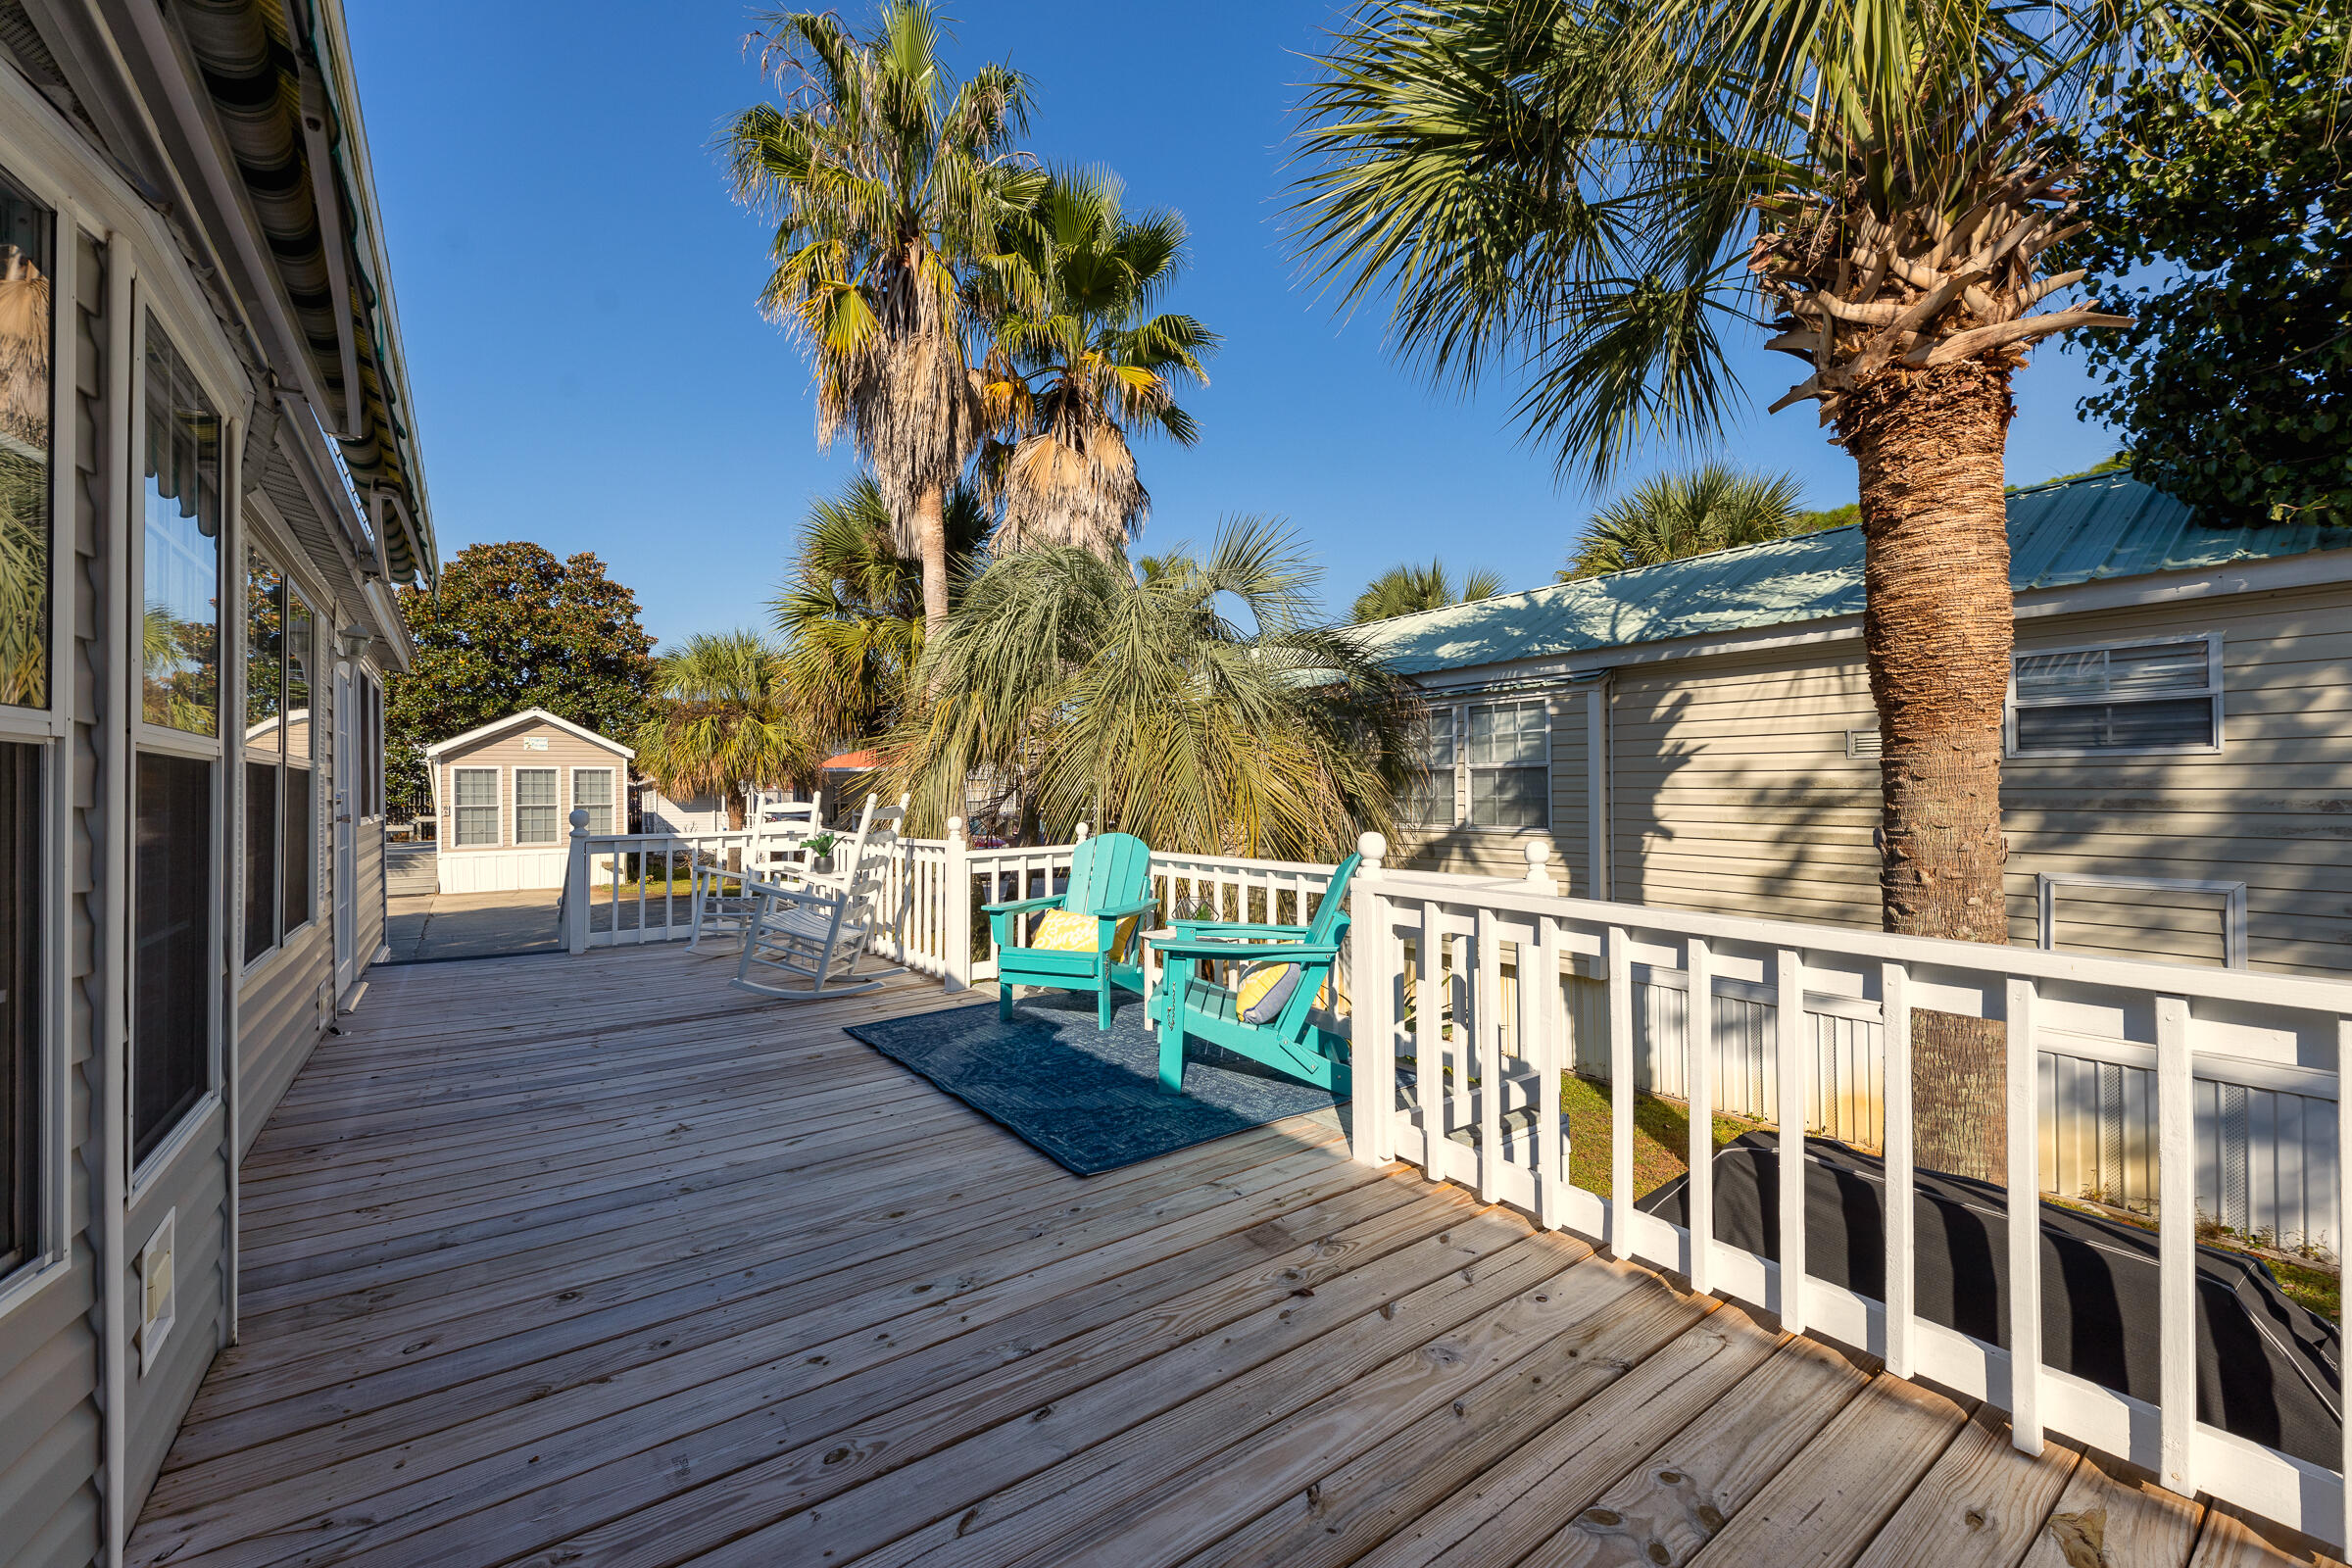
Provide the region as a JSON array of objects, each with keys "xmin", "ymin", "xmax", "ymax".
[{"xmin": 1347, "ymin": 833, "xmax": 2352, "ymax": 1545}]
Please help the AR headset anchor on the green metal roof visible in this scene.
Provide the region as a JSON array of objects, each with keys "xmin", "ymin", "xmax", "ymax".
[{"xmin": 1354, "ymin": 474, "xmax": 2351, "ymax": 677}]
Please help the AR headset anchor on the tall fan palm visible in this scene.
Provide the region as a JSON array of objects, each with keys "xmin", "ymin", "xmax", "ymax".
[
  {"xmin": 632, "ymin": 632, "xmax": 816, "ymax": 832},
  {"xmin": 725, "ymin": 2, "xmax": 1039, "ymax": 633},
  {"xmin": 1562, "ymin": 466, "xmax": 1807, "ymax": 578},
  {"xmin": 977, "ymin": 168, "xmax": 1217, "ymax": 556},
  {"xmin": 880, "ymin": 518, "xmax": 1419, "ymax": 856},
  {"xmin": 1295, "ymin": 0, "xmax": 2199, "ymax": 1177},
  {"xmin": 772, "ymin": 473, "xmax": 991, "ymax": 752},
  {"xmin": 1349, "ymin": 558, "xmax": 1508, "ymax": 621}
]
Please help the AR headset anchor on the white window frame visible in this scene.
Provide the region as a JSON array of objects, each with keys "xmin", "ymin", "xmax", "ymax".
[
  {"xmin": 451, "ymin": 765, "xmax": 502, "ymax": 848},
  {"xmin": 569, "ymin": 766, "xmax": 615, "ymax": 836},
  {"xmin": 513, "ymin": 765, "xmax": 560, "ymax": 845},
  {"xmin": 2006, "ymin": 631, "xmax": 2225, "ymax": 760},
  {"xmin": 2036, "ymin": 871, "xmax": 2247, "ymax": 969},
  {"xmin": 1409, "ymin": 694, "xmax": 1551, "ymax": 833}
]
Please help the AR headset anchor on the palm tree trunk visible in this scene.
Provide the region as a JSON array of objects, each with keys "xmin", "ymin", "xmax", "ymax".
[
  {"xmin": 916, "ymin": 481, "xmax": 951, "ymax": 634},
  {"xmin": 726, "ymin": 787, "xmax": 747, "ymax": 873},
  {"xmin": 1839, "ymin": 361, "xmax": 2016, "ymax": 1183}
]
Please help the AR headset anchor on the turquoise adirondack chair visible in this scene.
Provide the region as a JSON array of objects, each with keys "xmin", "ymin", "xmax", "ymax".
[
  {"xmin": 1145, "ymin": 853, "xmax": 1361, "ymax": 1098},
  {"xmin": 984, "ymin": 832, "xmax": 1157, "ymax": 1030}
]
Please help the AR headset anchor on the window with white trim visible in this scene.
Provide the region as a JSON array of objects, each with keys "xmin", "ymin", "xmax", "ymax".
[
  {"xmin": 2010, "ymin": 635, "xmax": 2221, "ymax": 757},
  {"xmin": 514, "ymin": 767, "xmax": 559, "ymax": 844},
  {"xmin": 1408, "ymin": 697, "xmax": 1550, "ymax": 830},
  {"xmin": 571, "ymin": 767, "xmax": 614, "ymax": 835},
  {"xmin": 452, "ymin": 767, "xmax": 499, "ymax": 846}
]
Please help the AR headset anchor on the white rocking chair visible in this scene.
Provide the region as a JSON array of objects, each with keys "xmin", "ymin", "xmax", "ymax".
[
  {"xmin": 730, "ymin": 794, "xmax": 906, "ymax": 1001},
  {"xmin": 685, "ymin": 853, "xmax": 762, "ymax": 955}
]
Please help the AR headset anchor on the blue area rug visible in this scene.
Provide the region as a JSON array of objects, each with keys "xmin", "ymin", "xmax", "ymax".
[{"xmin": 844, "ymin": 991, "xmax": 1346, "ymax": 1175}]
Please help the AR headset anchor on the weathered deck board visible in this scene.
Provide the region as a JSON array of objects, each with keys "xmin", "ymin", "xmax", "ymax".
[{"xmin": 126, "ymin": 944, "xmax": 2345, "ymax": 1568}]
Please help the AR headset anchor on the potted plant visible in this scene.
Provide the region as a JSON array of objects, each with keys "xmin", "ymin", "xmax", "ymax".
[{"xmin": 803, "ymin": 831, "xmax": 839, "ymax": 875}]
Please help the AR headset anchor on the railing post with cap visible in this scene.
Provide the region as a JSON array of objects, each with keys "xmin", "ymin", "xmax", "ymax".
[
  {"xmin": 1349, "ymin": 831, "xmax": 1388, "ymax": 1165},
  {"xmin": 945, "ymin": 815, "xmax": 972, "ymax": 993},
  {"xmin": 1524, "ymin": 838, "xmax": 1556, "ymax": 895},
  {"xmin": 564, "ymin": 808, "xmax": 590, "ymax": 955}
]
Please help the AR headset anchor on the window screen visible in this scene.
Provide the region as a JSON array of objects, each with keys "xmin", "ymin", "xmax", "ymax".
[
  {"xmin": 2013, "ymin": 639, "xmax": 2219, "ymax": 755},
  {"xmin": 281, "ymin": 765, "xmax": 312, "ymax": 935},
  {"xmin": 0, "ymin": 743, "xmax": 39, "ymax": 1273},
  {"xmin": 133, "ymin": 752, "xmax": 210, "ymax": 1164},
  {"xmin": 0, "ymin": 172, "xmax": 55, "ymax": 712},
  {"xmin": 453, "ymin": 767, "xmax": 498, "ymax": 846},
  {"xmin": 140, "ymin": 318, "xmax": 220, "ymax": 735},
  {"xmin": 572, "ymin": 768, "xmax": 613, "ymax": 835},
  {"xmin": 1409, "ymin": 710, "xmax": 1456, "ymax": 826},
  {"xmin": 1466, "ymin": 700, "xmax": 1547, "ymax": 828},
  {"xmin": 514, "ymin": 767, "xmax": 559, "ymax": 844}
]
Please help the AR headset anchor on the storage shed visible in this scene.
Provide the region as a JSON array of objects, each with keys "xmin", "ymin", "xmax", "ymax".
[{"xmin": 424, "ymin": 710, "xmax": 634, "ymax": 893}]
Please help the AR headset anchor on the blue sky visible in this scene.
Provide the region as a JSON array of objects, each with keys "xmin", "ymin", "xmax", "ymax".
[{"xmin": 348, "ymin": 1, "xmax": 2123, "ymax": 647}]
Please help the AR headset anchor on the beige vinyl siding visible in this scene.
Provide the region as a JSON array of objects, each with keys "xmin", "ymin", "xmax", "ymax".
[
  {"xmin": 121, "ymin": 1139, "xmax": 225, "ymax": 1517},
  {"xmin": 435, "ymin": 726, "xmax": 628, "ymax": 850},
  {"xmin": 235, "ymin": 922, "xmax": 330, "ymax": 1159},
  {"xmin": 1606, "ymin": 650, "xmax": 1881, "ymax": 929},
  {"xmin": 2000, "ymin": 582, "xmax": 2352, "ymax": 975},
  {"xmin": 356, "ymin": 818, "xmax": 385, "ymax": 968}
]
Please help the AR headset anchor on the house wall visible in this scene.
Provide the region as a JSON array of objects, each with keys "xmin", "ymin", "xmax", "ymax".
[
  {"xmin": 433, "ymin": 723, "xmax": 629, "ymax": 893},
  {"xmin": 1401, "ymin": 576, "xmax": 2352, "ymax": 978},
  {"xmin": 0, "ymin": 32, "xmax": 416, "ymax": 1563}
]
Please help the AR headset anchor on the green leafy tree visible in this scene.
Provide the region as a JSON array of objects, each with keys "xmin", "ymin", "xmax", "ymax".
[
  {"xmin": 772, "ymin": 473, "xmax": 991, "ymax": 752},
  {"xmin": 725, "ymin": 2, "xmax": 1039, "ymax": 633},
  {"xmin": 2069, "ymin": 12, "xmax": 2349, "ymax": 526},
  {"xmin": 1561, "ymin": 466, "xmax": 1811, "ymax": 578},
  {"xmin": 1294, "ymin": 0, "xmax": 2191, "ymax": 1179},
  {"xmin": 1349, "ymin": 559, "xmax": 1507, "ymax": 621},
  {"xmin": 633, "ymin": 631, "xmax": 817, "ymax": 831},
  {"xmin": 977, "ymin": 168, "xmax": 1218, "ymax": 556},
  {"xmin": 387, "ymin": 542, "xmax": 657, "ymax": 802},
  {"xmin": 881, "ymin": 518, "xmax": 1420, "ymax": 856}
]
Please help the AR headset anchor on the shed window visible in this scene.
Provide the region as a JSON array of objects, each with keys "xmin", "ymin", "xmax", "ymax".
[
  {"xmin": 1466, "ymin": 700, "xmax": 1548, "ymax": 828},
  {"xmin": 453, "ymin": 767, "xmax": 499, "ymax": 847},
  {"xmin": 2011, "ymin": 636, "xmax": 2220, "ymax": 756},
  {"xmin": 572, "ymin": 767, "xmax": 613, "ymax": 835},
  {"xmin": 514, "ymin": 767, "xmax": 559, "ymax": 844},
  {"xmin": 0, "ymin": 170, "xmax": 54, "ymax": 712}
]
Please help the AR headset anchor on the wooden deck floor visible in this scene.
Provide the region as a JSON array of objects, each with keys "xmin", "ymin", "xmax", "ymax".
[{"xmin": 129, "ymin": 943, "xmax": 2343, "ymax": 1568}]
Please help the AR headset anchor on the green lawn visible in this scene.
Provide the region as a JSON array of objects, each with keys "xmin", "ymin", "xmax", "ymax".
[{"xmin": 1558, "ymin": 1073, "xmax": 1760, "ymax": 1200}]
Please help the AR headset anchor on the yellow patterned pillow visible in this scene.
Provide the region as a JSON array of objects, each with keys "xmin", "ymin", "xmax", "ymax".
[{"xmin": 1030, "ymin": 907, "xmax": 1139, "ymax": 960}]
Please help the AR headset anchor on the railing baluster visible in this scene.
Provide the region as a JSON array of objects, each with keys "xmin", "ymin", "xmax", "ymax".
[
  {"xmin": 1776, "ymin": 947, "xmax": 1806, "ymax": 1335},
  {"xmin": 2156, "ymin": 994, "xmax": 2194, "ymax": 1494},
  {"xmin": 1535, "ymin": 913, "xmax": 1563, "ymax": 1231},
  {"xmin": 1474, "ymin": 906, "xmax": 1501, "ymax": 1203},
  {"xmin": 1687, "ymin": 936, "xmax": 1715, "ymax": 1295},
  {"xmin": 1882, "ymin": 961, "xmax": 1913, "ymax": 1377},
  {"xmin": 1413, "ymin": 900, "xmax": 1439, "ymax": 1175},
  {"xmin": 1607, "ymin": 924, "xmax": 1634, "ymax": 1253},
  {"xmin": 2005, "ymin": 976, "xmax": 2043, "ymax": 1454}
]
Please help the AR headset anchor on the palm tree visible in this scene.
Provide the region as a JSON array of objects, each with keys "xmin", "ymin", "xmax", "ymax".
[
  {"xmin": 1294, "ymin": 0, "xmax": 2183, "ymax": 1178},
  {"xmin": 1561, "ymin": 466, "xmax": 1808, "ymax": 578},
  {"xmin": 880, "ymin": 517, "xmax": 1420, "ymax": 857},
  {"xmin": 976, "ymin": 168, "xmax": 1217, "ymax": 557},
  {"xmin": 632, "ymin": 632, "xmax": 816, "ymax": 834},
  {"xmin": 724, "ymin": 2, "xmax": 1038, "ymax": 633},
  {"xmin": 772, "ymin": 473, "xmax": 991, "ymax": 753},
  {"xmin": 1349, "ymin": 558, "xmax": 1508, "ymax": 622}
]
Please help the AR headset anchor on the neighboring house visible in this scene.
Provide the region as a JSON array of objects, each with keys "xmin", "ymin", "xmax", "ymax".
[
  {"xmin": 0, "ymin": 4, "xmax": 435, "ymax": 1562},
  {"xmin": 425, "ymin": 709, "xmax": 630, "ymax": 893},
  {"xmin": 1358, "ymin": 472, "xmax": 2352, "ymax": 1250},
  {"xmin": 1362, "ymin": 472, "xmax": 2352, "ymax": 977}
]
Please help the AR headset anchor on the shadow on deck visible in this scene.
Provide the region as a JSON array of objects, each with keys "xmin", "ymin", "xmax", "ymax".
[{"xmin": 128, "ymin": 944, "xmax": 2344, "ymax": 1568}]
